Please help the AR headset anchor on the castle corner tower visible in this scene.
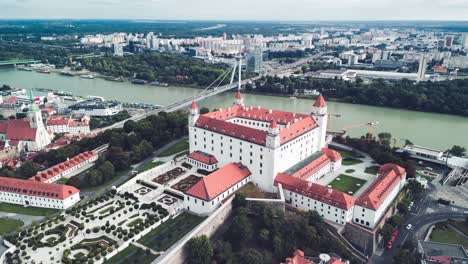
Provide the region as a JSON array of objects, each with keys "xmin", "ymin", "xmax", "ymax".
[{"xmin": 311, "ymin": 95, "xmax": 328, "ymax": 148}]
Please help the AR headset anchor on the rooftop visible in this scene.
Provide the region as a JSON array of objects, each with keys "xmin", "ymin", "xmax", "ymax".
[
  {"xmin": 419, "ymin": 241, "xmax": 468, "ymax": 263},
  {"xmin": 355, "ymin": 164, "xmax": 406, "ymax": 210},
  {"xmin": 196, "ymin": 104, "xmax": 318, "ymax": 146},
  {"xmin": 0, "ymin": 177, "xmax": 79, "ymax": 200},
  {"xmin": 188, "ymin": 151, "xmax": 218, "ymax": 165},
  {"xmin": 185, "ymin": 162, "xmax": 251, "ymax": 201},
  {"xmin": 275, "ymin": 173, "xmax": 355, "ymax": 210}
]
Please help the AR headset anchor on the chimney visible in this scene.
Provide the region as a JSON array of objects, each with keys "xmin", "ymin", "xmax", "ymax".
[
  {"xmin": 307, "ymin": 181, "xmax": 312, "ymax": 188},
  {"xmin": 328, "ymin": 188, "xmax": 333, "ymax": 194}
]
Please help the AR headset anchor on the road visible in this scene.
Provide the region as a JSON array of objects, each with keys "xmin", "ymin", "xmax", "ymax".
[
  {"xmin": 370, "ymin": 183, "xmax": 468, "ymax": 264},
  {"xmin": 91, "ymin": 52, "xmax": 325, "ymax": 134}
]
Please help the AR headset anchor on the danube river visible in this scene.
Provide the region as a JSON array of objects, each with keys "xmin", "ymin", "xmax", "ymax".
[{"xmin": 0, "ymin": 68, "xmax": 467, "ymax": 150}]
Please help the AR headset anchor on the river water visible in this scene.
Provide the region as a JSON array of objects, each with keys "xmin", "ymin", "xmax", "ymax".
[{"xmin": 0, "ymin": 67, "xmax": 466, "ymax": 150}]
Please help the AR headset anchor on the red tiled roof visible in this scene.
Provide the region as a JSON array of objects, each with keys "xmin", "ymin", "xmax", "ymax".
[
  {"xmin": 46, "ymin": 115, "xmax": 69, "ymax": 126},
  {"xmin": 3, "ymin": 96, "xmax": 17, "ymax": 104},
  {"xmin": 30, "ymin": 151, "xmax": 97, "ymax": 183},
  {"xmin": 188, "ymin": 151, "xmax": 218, "ymax": 165},
  {"xmin": 321, "ymin": 148, "xmax": 342, "ymax": 162},
  {"xmin": 282, "ymin": 250, "xmax": 315, "ymax": 264},
  {"xmin": 6, "ymin": 120, "xmax": 36, "ymax": 141},
  {"xmin": 356, "ymin": 164, "xmax": 406, "ymax": 210},
  {"xmin": 0, "ymin": 121, "xmax": 8, "ymax": 134},
  {"xmin": 69, "ymin": 121, "xmax": 88, "ymax": 127},
  {"xmin": 313, "ymin": 95, "xmax": 326, "ymax": 107},
  {"xmin": 190, "ymin": 101, "xmax": 197, "ymax": 110},
  {"xmin": 0, "ymin": 177, "xmax": 79, "ymax": 200},
  {"xmin": 196, "ymin": 105, "xmax": 318, "ymax": 146},
  {"xmin": 425, "ymin": 256, "xmax": 451, "ymax": 264},
  {"xmin": 275, "ymin": 173, "xmax": 355, "ymax": 210},
  {"xmin": 185, "ymin": 162, "xmax": 251, "ymax": 201},
  {"xmin": 196, "ymin": 115, "xmax": 268, "ymax": 145},
  {"xmin": 287, "ymin": 153, "xmax": 331, "ymax": 180}
]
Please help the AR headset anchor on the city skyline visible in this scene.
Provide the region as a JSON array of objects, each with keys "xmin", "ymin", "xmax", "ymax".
[{"xmin": 1, "ymin": 0, "xmax": 468, "ymax": 21}]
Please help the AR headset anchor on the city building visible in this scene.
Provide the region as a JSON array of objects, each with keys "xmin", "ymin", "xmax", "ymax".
[
  {"xmin": 417, "ymin": 55, "xmax": 428, "ymax": 82},
  {"xmin": 418, "ymin": 241, "xmax": 468, "ymax": 264},
  {"xmin": 246, "ymin": 46, "xmax": 263, "ymax": 73},
  {"xmin": 282, "ymin": 249, "xmax": 346, "ymax": 264},
  {"xmin": 275, "ymin": 173, "xmax": 354, "ymax": 225},
  {"xmin": 69, "ymin": 100, "xmax": 123, "ymax": 117},
  {"xmin": 46, "ymin": 115, "xmax": 91, "ymax": 135},
  {"xmin": 403, "ymin": 145, "xmax": 444, "ymax": 160},
  {"xmin": 113, "ymin": 43, "xmax": 124, "ymax": 56},
  {"xmin": 0, "ymin": 177, "xmax": 80, "ymax": 209},
  {"xmin": 0, "ymin": 94, "xmax": 52, "ymax": 152},
  {"xmin": 184, "ymin": 162, "xmax": 251, "ymax": 215},
  {"xmin": 29, "ymin": 151, "xmax": 98, "ymax": 183},
  {"xmin": 187, "ymin": 150, "xmax": 219, "ymax": 172},
  {"xmin": 352, "ymin": 164, "xmax": 406, "ymax": 229}
]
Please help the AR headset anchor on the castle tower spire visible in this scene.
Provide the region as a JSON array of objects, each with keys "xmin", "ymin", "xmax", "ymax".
[{"xmin": 234, "ymin": 91, "xmax": 244, "ymax": 106}]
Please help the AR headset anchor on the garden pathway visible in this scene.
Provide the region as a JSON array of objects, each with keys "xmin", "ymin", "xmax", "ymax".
[{"xmin": 132, "ymin": 241, "xmax": 164, "ymax": 255}]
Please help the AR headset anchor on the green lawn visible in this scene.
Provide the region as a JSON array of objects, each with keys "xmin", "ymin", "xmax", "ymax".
[
  {"xmin": 451, "ymin": 221, "xmax": 468, "ymax": 236},
  {"xmin": 0, "ymin": 203, "xmax": 58, "ymax": 216},
  {"xmin": 81, "ymin": 169, "xmax": 131, "ymax": 192},
  {"xmin": 364, "ymin": 166, "xmax": 380, "ymax": 175},
  {"xmin": 158, "ymin": 140, "xmax": 189, "ymax": 157},
  {"xmin": 55, "ymin": 178, "xmax": 69, "ymax": 184},
  {"xmin": 104, "ymin": 245, "xmax": 159, "ymax": 264},
  {"xmin": 328, "ymin": 174, "xmax": 367, "ymax": 195},
  {"xmin": 138, "ymin": 212, "xmax": 204, "ymax": 252},
  {"xmin": 431, "ymin": 227, "xmax": 468, "ymax": 247},
  {"xmin": 342, "ymin": 158, "xmax": 363, "ymax": 166},
  {"xmin": 139, "ymin": 161, "xmax": 164, "ymax": 172},
  {"xmin": 0, "ymin": 218, "xmax": 24, "ymax": 235},
  {"xmin": 335, "ymin": 149, "xmax": 365, "ymax": 159},
  {"xmin": 174, "ymin": 150, "xmax": 190, "ymax": 159}
]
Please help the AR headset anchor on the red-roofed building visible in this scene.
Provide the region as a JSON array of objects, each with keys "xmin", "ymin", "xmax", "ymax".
[
  {"xmin": 282, "ymin": 250, "xmax": 347, "ymax": 264},
  {"xmin": 353, "ymin": 164, "xmax": 406, "ymax": 229},
  {"xmin": 432, "ymin": 65, "xmax": 448, "ymax": 73},
  {"xmin": 184, "ymin": 162, "xmax": 251, "ymax": 215},
  {"xmin": 187, "ymin": 151, "xmax": 218, "ymax": 171},
  {"xmin": 188, "ymin": 92, "xmax": 329, "ymax": 192},
  {"xmin": 275, "ymin": 173, "xmax": 355, "ymax": 225},
  {"xmin": 0, "ymin": 177, "xmax": 80, "ymax": 209},
  {"xmin": 46, "ymin": 115, "xmax": 90, "ymax": 136},
  {"xmin": 29, "ymin": 151, "xmax": 98, "ymax": 183}
]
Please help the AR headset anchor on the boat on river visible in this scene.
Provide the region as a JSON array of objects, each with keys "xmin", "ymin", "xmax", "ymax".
[{"xmin": 80, "ymin": 74, "xmax": 94, "ymax": 79}]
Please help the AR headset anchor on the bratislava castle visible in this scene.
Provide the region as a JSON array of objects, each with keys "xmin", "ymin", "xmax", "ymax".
[{"xmin": 188, "ymin": 91, "xmax": 332, "ymax": 192}]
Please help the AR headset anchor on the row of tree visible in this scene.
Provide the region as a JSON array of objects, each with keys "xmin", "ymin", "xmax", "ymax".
[
  {"xmin": 247, "ymin": 76, "xmax": 468, "ymax": 117},
  {"xmin": 80, "ymin": 53, "xmax": 227, "ymax": 86}
]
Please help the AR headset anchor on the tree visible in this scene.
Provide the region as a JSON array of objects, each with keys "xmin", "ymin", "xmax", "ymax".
[
  {"xmin": 449, "ymin": 145, "xmax": 466, "ymax": 157},
  {"xmin": 186, "ymin": 235, "xmax": 213, "ymax": 264},
  {"xmin": 229, "ymin": 208, "xmax": 253, "ymax": 244},
  {"xmin": 98, "ymin": 161, "xmax": 115, "ymax": 181},
  {"xmin": 232, "ymin": 193, "xmax": 247, "ymax": 208},
  {"xmin": 408, "ymin": 180, "xmax": 424, "ymax": 197},
  {"xmin": 240, "ymin": 248, "xmax": 264, "ymax": 264},
  {"xmin": 66, "ymin": 176, "xmax": 81, "ymax": 188},
  {"xmin": 199, "ymin": 107, "xmax": 210, "ymax": 115},
  {"xmin": 15, "ymin": 161, "xmax": 38, "ymax": 179},
  {"xmin": 212, "ymin": 240, "xmax": 233, "ymax": 264}
]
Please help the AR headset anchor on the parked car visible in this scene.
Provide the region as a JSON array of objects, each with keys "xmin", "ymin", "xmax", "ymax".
[
  {"xmin": 406, "ymin": 224, "xmax": 412, "ymax": 230},
  {"xmin": 410, "ymin": 201, "xmax": 414, "ymax": 206}
]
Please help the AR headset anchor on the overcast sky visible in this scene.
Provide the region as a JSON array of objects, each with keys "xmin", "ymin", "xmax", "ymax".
[{"xmin": 1, "ymin": 0, "xmax": 467, "ymax": 20}]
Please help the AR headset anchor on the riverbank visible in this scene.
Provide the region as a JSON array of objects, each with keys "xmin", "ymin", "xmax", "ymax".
[{"xmin": 0, "ymin": 67, "xmax": 466, "ymax": 150}]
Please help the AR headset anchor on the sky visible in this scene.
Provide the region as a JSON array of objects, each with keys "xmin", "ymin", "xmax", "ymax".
[{"xmin": 0, "ymin": 0, "xmax": 468, "ymax": 21}]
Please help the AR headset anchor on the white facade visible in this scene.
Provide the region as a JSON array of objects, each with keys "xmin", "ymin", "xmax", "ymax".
[
  {"xmin": 352, "ymin": 176, "xmax": 406, "ymax": 229},
  {"xmin": 184, "ymin": 176, "xmax": 251, "ymax": 215},
  {"xmin": 0, "ymin": 190, "xmax": 80, "ymax": 209},
  {"xmin": 187, "ymin": 158, "xmax": 218, "ymax": 172},
  {"xmin": 281, "ymin": 185, "xmax": 353, "ymax": 225},
  {"xmin": 188, "ymin": 95, "xmax": 328, "ymax": 192}
]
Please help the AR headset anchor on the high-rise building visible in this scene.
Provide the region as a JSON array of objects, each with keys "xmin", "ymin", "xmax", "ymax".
[
  {"xmin": 462, "ymin": 34, "xmax": 468, "ymax": 50},
  {"xmin": 445, "ymin": 35, "xmax": 454, "ymax": 47},
  {"xmin": 246, "ymin": 46, "xmax": 263, "ymax": 73},
  {"xmin": 417, "ymin": 55, "xmax": 427, "ymax": 82},
  {"xmin": 372, "ymin": 50, "xmax": 382, "ymax": 63},
  {"xmin": 113, "ymin": 43, "xmax": 124, "ymax": 56}
]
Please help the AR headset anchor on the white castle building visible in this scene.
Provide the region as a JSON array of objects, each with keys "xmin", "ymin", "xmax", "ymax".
[
  {"xmin": 184, "ymin": 92, "xmax": 407, "ymax": 230},
  {"xmin": 188, "ymin": 92, "xmax": 330, "ymax": 192}
]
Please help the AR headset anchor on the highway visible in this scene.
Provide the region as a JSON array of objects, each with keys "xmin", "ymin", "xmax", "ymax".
[
  {"xmin": 370, "ymin": 183, "xmax": 468, "ymax": 264},
  {"xmin": 92, "ymin": 52, "xmax": 325, "ymax": 133}
]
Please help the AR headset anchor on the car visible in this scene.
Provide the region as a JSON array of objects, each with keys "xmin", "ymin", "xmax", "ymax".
[
  {"xmin": 406, "ymin": 224, "xmax": 412, "ymax": 230},
  {"xmin": 409, "ymin": 202, "xmax": 414, "ymax": 206}
]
